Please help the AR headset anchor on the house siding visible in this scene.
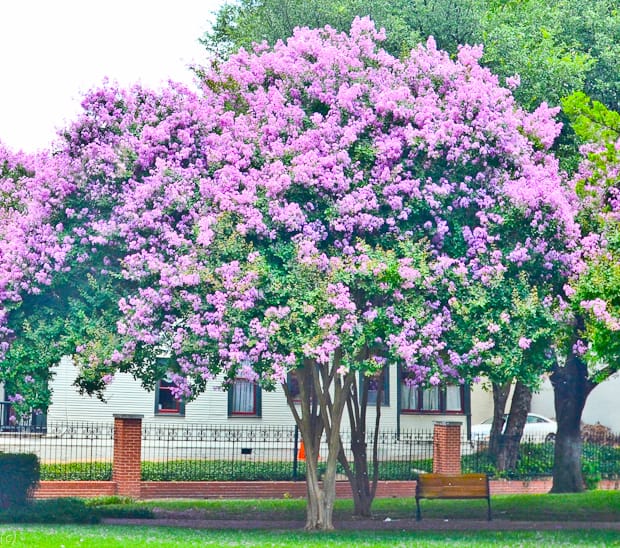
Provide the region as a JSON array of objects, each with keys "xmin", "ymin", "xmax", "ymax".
[
  {"xmin": 531, "ymin": 373, "xmax": 620, "ymax": 432},
  {"xmin": 47, "ymin": 357, "xmax": 477, "ymax": 429}
]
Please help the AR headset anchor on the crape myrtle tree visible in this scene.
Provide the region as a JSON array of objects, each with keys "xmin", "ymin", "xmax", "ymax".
[
  {"xmin": 0, "ymin": 146, "xmax": 78, "ymax": 418},
  {"xmin": 546, "ymin": 93, "xmax": 620, "ymax": 492},
  {"xmin": 0, "ymin": 20, "xmax": 578, "ymax": 525},
  {"xmin": 205, "ymin": 3, "xmax": 583, "ymax": 482},
  {"xmin": 0, "ymin": 86, "xmax": 220, "ymax": 415},
  {"xmin": 200, "ymin": 0, "xmax": 600, "ymax": 467},
  {"xmin": 80, "ymin": 20, "xmax": 574, "ymax": 523}
]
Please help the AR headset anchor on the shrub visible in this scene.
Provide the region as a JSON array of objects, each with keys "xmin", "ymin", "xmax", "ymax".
[
  {"xmin": 581, "ymin": 423, "xmax": 620, "ymax": 446},
  {"xmin": 0, "ymin": 497, "xmax": 153, "ymax": 524},
  {"xmin": 582, "ymin": 461, "xmax": 602, "ymax": 490},
  {"xmin": 40, "ymin": 461, "xmax": 112, "ymax": 481},
  {"xmin": 0, "ymin": 497, "xmax": 98, "ymax": 524},
  {"xmin": 0, "ymin": 453, "xmax": 40, "ymax": 508},
  {"xmin": 462, "ymin": 441, "xmax": 620, "ymax": 480}
]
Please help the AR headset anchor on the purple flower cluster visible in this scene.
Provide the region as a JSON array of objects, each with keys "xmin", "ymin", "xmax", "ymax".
[{"xmin": 0, "ymin": 18, "xmax": 588, "ymax": 401}]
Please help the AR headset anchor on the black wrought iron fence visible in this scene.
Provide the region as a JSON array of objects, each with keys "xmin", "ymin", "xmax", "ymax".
[
  {"xmin": 140, "ymin": 424, "xmax": 435, "ymax": 481},
  {"xmin": 462, "ymin": 431, "xmax": 620, "ymax": 480},
  {"xmin": 1, "ymin": 420, "xmax": 617, "ymax": 483},
  {"xmin": 0, "ymin": 421, "xmax": 114, "ymax": 480}
]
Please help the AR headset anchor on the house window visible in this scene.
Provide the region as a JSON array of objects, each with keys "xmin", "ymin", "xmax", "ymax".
[
  {"xmin": 155, "ymin": 380, "xmax": 185, "ymax": 416},
  {"xmin": 362, "ymin": 367, "xmax": 390, "ymax": 406},
  {"xmin": 400, "ymin": 377, "xmax": 463, "ymax": 414},
  {"xmin": 228, "ymin": 379, "xmax": 262, "ymax": 417}
]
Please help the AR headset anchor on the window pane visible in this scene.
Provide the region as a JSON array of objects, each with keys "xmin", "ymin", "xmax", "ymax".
[
  {"xmin": 445, "ymin": 385, "xmax": 462, "ymax": 411},
  {"xmin": 422, "ymin": 386, "xmax": 440, "ymax": 411},
  {"xmin": 401, "ymin": 383, "xmax": 418, "ymax": 410},
  {"xmin": 157, "ymin": 381, "xmax": 181, "ymax": 414},
  {"xmin": 367, "ymin": 378, "xmax": 378, "ymax": 405},
  {"xmin": 366, "ymin": 377, "xmax": 385, "ymax": 405},
  {"xmin": 232, "ymin": 380, "xmax": 255, "ymax": 414}
]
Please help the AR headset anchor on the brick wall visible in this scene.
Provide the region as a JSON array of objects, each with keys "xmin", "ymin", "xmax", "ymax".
[
  {"xmin": 35, "ymin": 481, "xmax": 116, "ymax": 499},
  {"xmin": 432, "ymin": 421, "xmax": 462, "ymax": 474},
  {"xmin": 33, "ymin": 479, "xmax": 620, "ymax": 499},
  {"xmin": 112, "ymin": 414, "xmax": 143, "ymax": 498}
]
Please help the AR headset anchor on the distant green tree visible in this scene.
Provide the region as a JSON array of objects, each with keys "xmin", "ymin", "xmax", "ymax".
[
  {"xmin": 482, "ymin": 0, "xmax": 620, "ymax": 112},
  {"xmin": 203, "ymin": 0, "xmax": 620, "ymax": 112},
  {"xmin": 201, "ymin": 0, "xmax": 487, "ymax": 59}
]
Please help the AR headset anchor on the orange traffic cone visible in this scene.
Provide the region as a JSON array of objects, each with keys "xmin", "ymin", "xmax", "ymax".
[{"xmin": 297, "ymin": 440, "xmax": 306, "ymax": 461}]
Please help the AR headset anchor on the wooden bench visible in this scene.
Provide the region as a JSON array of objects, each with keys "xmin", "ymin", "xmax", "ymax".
[{"xmin": 415, "ymin": 473, "xmax": 491, "ymax": 521}]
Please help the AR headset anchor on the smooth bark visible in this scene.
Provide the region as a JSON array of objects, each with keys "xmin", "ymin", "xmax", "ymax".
[
  {"xmin": 495, "ymin": 381, "xmax": 531, "ymax": 472},
  {"xmin": 338, "ymin": 368, "xmax": 384, "ymax": 517},
  {"xmin": 488, "ymin": 381, "xmax": 511, "ymax": 459},
  {"xmin": 283, "ymin": 355, "xmax": 353, "ymax": 530}
]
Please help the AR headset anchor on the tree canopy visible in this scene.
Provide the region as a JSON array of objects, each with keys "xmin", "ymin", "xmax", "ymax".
[{"xmin": 0, "ymin": 18, "xmax": 587, "ymax": 521}]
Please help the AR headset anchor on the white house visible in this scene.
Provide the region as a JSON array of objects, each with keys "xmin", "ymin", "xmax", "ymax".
[
  {"xmin": 46, "ymin": 357, "xmax": 494, "ymax": 433},
  {"xmin": 531, "ymin": 373, "xmax": 620, "ymax": 432}
]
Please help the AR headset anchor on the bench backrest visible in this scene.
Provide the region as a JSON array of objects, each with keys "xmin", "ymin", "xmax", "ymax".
[{"xmin": 416, "ymin": 473, "xmax": 489, "ymax": 499}]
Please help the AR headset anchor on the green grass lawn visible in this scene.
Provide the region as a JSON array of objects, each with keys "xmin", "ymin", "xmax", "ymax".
[
  {"xmin": 0, "ymin": 491, "xmax": 618, "ymax": 547},
  {"xmin": 0, "ymin": 526, "xmax": 618, "ymax": 547},
  {"xmin": 135, "ymin": 490, "xmax": 620, "ymax": 522}
]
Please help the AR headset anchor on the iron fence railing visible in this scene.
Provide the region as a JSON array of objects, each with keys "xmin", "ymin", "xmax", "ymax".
[
  {"xmin": 140, "ymin": 424, "xmax": 435, "ymax": 481},
  {"xmin": 0, "ymin": 420, "xmax": 114, "ymax": 480},
  {"xmin": 462, "ymin": 431, "xmax": 620, "ymax": 480},
  {"xmin": 0, "ymin": 420, "xmax": 618, "ymax": 482}
]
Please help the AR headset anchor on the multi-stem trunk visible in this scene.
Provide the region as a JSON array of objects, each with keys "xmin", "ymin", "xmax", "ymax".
[
  {"xmin": 283, "ymin": 356, "xmax": 354, "ymax": 530},
  {"xmin": 488, "ymin": 381, "xmax": 510, "ymax": 459}
]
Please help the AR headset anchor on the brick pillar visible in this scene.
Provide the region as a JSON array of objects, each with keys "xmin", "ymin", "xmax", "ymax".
[
  {"xmin": 112, "ymin": 414, "xmax": 143, "ymax": 498},
  {"xmin": 433, "ymin": 421, "xmax": 462, "ymax": 474}
]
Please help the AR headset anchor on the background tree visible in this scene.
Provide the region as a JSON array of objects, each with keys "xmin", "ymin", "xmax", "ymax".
[
  {"xmin": 203, "ymin": 0, "xmax": 620, "ymax": 111},
  {"xmin": 547, "ymin": 92, "xmax": 620, "ymax": 492},
  {"xmin": 201, "ymin": 0, "xmax": 487, "ymax": 60}
]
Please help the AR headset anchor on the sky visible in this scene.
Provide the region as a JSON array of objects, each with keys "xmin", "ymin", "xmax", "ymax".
[{"xmin": 0, "ymin": 0, "xmax": 225, "ymax": 152}]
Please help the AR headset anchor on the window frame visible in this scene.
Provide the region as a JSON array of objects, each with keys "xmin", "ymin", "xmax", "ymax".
[
  {"xmin": 228, "ymin": 378, "xmax": 262, "ymax": 417},
  {"xmin": 399, "ymin": 376, "xmax": 465, "ymax": 415},
  {"xmin": 154, "ymin": 379, "xmax": 185, "ymax": 416},
  {"xmin": 360, "ymin": 367, "xmax": 390, "ymax": 407}
]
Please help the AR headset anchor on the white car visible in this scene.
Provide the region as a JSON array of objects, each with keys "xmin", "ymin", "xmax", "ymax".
[{"xmin": 471, "ymin": 413, "xmax": 557, "ymax": 443}]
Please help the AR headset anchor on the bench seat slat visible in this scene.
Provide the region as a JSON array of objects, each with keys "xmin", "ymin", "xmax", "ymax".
[{"xmin": 415, "ymin": 473, "xmax": 491, "ymax": 521}]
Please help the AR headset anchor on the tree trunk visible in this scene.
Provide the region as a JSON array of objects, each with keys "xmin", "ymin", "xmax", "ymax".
[
  {"xmin": 550, "ymin": 326, "xmax": 594, "ymax": 493},
  {"xmin": 283, "ymin": 356, "xmax": 353, "ymax": 530},
  {"xmin": 495, "ymin": 381, "xmax": 531, "ymax": 472},
  {"xmin": 488, "ymin": 381, "xmax": 511, "ymax": 459},
  {"xmin": 338, "ymin": 368, "xmax": 384, "ymax": 518},
  {"xmin": 341, "ymin": 426, "xmax": 373, "ymax": 517}
]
